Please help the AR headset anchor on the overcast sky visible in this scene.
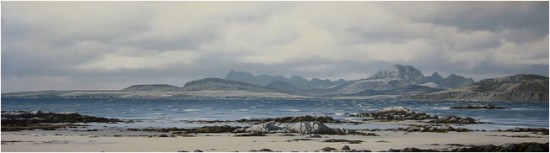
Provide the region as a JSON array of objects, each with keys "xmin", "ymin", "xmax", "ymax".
[{"xmin": 2, "ymin": 1, "xmax": 548, "ymax": 92}]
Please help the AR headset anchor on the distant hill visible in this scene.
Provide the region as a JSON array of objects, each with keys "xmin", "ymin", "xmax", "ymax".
[
  {"xmin": 423, "ymin": 73, "xmax": 475, "ymax": 89},
  {"xmin": 181, "ymin": 78, "xmax": 275, "ymax": 92},
  {"xmin": 349, "ymin": 85, "xmax": 445, "ymax": 96},
  {"xmin": 266, "ymin": 80, "xmax": 306, "ymax": 94},
  {"xmin": 225, "ymin": 70, "xmax": 349, "ymax": 90},
  {"xmin": 409, "ymin": 74, "xmax": 549, "ymax": 101},
  {"xmin": 121, "ymin": 84, "xmax": 180, "ymax": 91}
]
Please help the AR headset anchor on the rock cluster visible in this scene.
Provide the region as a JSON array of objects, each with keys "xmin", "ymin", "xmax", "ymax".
[
  {"xmin": 236, "ymin": 115, "xmax": 340, "ymax": 123},
  {"xmin": 450, "ymin": 104, "xmax": 506, "ymax": 109},
  {"xmin": 429, "ymin": 116, "xmax": 478, "ymax": 124},
  {"xmin": 352, "ymin": 107, "xmax": 480, "ymax": 124},
  {"xmin": 242, "ymin": 121, "xmax": 355, "ymax": 135},
  {"xmin": 2, "ymin": 111, "xmax": 122, "ymax": 131},
  {"xmin": 1, "ymin": 111, "xmax": 122, "ymax": 124},
  {"xmin": 495, "ymin": 128, "xmax": 549, "ymax": 135},
  {"xmin": 399, "ymin": 124, "xmax": 470, "ymax": 132},
  {"xmin": 128, "ymin": 125, "xmax": 241, "ymax": 133},
  {"xmin": 351, "ymin": 106, "xmax": 438, "ymax": 121}
]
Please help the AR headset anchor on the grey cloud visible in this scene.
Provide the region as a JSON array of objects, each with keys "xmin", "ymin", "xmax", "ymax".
[{"xmin": 1, "ymin": 1, "xmax": 548, "ymax": 92}]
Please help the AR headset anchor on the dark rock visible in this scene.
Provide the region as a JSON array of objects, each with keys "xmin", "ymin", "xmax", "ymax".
[
  {"xmin": 258, "ymin": 148, "xmax": 273, "ymax": 152},
  {"xmin": 193, "ymin": 149, "xmax": 203, "ymax": 152},
  {"xmin": 158, "ymin": 134, "xmax": 169, "ymax": 137},
  {"xmin": 321, "ymin": 147, "xmax": 337, "ymax": 152},
  {"xmin": 450, "ymin": 104, "xmax": 506, "ymax": 109},
  {"xmin": 237, "ymin": 115, "xmax": 341, "ymax": 123},
  {"xmin": 1, "ymin": 111, "xmax": 122, "ymax": 125},
  {"xmin": 387, "ymin": 148, "xmax": 400, "ymax": 152},
  {"xmin": 189, "ymin": 125, "xmax": 239, "ymax": 133},
  {"xmin": 502, "ymin": 128, "xmax": 549, "ymax": 135},
  {"xmin": 234, "ymin": 132, "xmax": 265, "ymax": 137},
  {"xmin": 429, "ymin": 116, "xmax": 479, "ymax": 124},
  {"xmin": 351, "ymin": 106, "xmax": 438, "ymax": 121},
  {"xmin": 322, "ymin": 139, "xmax": 363, "ymax": 144},
  {"xmin": 342, "ymin": 145, "xmax": 351, "ymax": 151},
  {"xmin": 524, "ymin": 144, "xmax": 545, "ymax": 152},
  {"xmin": 501, "ymin": 144, "xmax": 519, "ymax": 152},
  {"xmin": 402, "ymin": 124, "xmax": 470, "ymax": 132},
  {"xmin": 449, "ymin": 142, "xmax": 549, "ymax": 152}
]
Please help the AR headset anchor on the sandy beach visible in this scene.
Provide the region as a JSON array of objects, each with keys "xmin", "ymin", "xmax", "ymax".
[{"xmin": 2, "ymin": 129, "xmax": 548, "ymax": 152}]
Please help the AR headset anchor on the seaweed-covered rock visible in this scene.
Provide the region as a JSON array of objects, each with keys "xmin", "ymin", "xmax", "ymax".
[
  {"xmin": 323, "ymin": 139, "xmax": 363, "ymax": 144},
  {"xmin": 450, "ymin": 104, "xmax": 506, "ymax": 109},
  {"xmin": 502, "ymin": 128, "xmax": 549, "ymax": 135},
  {"xmin": 188, "ymin": 125, "xmax": 239, "ymax": 133},
  {"xmin": 245, "ymin": 121, "xmax": 355, "ymax": 135},
  {"xmin": 401, "ymin": 124, "xmax": 470, "ymax": 132},
  {"xmin": 389, "ymin": 142, "xmax": 548, "ymax": 152},
  {"xmin": 451, "ymin": 142, "xmax": 549, "ymax": 152},
  {"xmin": 351, "ymin": 106, "xmax": 438, "ymax": 121},
  {"xmin": 429, "ymin": 116, "xmax": 479, "ymax": 124},
  {"xmin": 237, "ymin": 115, "xmax": 340, "ymax": 123},
  {"xmin": 1, "ymin": 111, "xmax": 122, "ymax": 124}
]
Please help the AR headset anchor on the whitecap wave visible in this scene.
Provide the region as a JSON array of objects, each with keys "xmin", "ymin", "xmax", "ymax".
[{"xmin": 184, "ymin": 109, "xmax": 201, "ymax": 112}]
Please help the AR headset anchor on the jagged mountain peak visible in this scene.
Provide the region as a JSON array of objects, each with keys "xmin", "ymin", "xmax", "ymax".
[
  {"xmin": 431, "ymin": 72, "xmax": 443, "ymax": 79},
  {"xmin": 367, "ymin": 64, "xmax": 424, "ymax": 83}
]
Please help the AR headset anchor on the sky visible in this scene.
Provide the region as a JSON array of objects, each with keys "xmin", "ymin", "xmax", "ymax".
[{"xmin": 2, "ymin": 1, "xmax": 549, "ymax": 92}]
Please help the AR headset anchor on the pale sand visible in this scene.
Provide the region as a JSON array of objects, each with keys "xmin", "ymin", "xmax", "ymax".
[{"xmin": 2, "ymin": 131, "xmax": 548, "ymax": 152}]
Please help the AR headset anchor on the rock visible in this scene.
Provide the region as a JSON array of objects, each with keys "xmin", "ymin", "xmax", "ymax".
[
  {"xmin": 234, "ymin": 132, "xmax": 265, "ymax": 137},
  {"xmin": 158, "ymin": 134, "xmax": 169, "ymax": 137},
  {"xmin": 448, "ymin": 142, "xmax": 549, "ymax": 152},
  {"xmin": 258, "ymin": 148, "xmax": 273, "ymax": 152},
  {"xmin": 323, "ymin": 139, "xmax": 363, "ymax": 144},
  {"xmin": 189, "ymin": 125, "xmax": 239, "ymax": 133},
  {"xmin": 429, "ymin": 116, "xmax": 479, "ymax": 124},
  {"xmin": 1, "ymin": 111, "xmax": 122, "ymax": 125},
  {"xmin": 245, "ymin": 121, "xmax": 355, "ymax": 135},
  {"xmin": 402, "ymin": 124, "xmax": 470, "ymax": 133},
  {"xmin": 501, "ymin": 144, "xmax": 519, "ymax": 152},
  {"xmin": 193, "ymin": 149, "xmax": 203, "ymax": 152},
  {"xmin": 351, "ymin": 106, "xmax": 438, "ymax": 121},
  {"xmin": 450, "ymin": 104, "xmax": 506, "ymax": 109},
  {"xmin": 524, "ymin": 144, "xmax": 545, "ymax": 152},
  {"xmin": 481, "ymin": 144, "xmax": 496, "ymax": 152},
  {"xmin": 321, "ymin": 147, "xmax": 337, "ymax": 152},
  {"xmin": 237, "ymin": 115, "xmax": 341, "ymax": 123},
  {"xmin": 387, "ymin": 149, "xmax": 400, "ymax": 152},
  {"xmin": 341, "ymin": 145, "xmax": 351, "ymax": 151}
]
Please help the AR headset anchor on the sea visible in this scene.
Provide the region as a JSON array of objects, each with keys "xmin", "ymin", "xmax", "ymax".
[{"xmin": 2, "ymin": 97, "xmax": 548, "ymax": 131}]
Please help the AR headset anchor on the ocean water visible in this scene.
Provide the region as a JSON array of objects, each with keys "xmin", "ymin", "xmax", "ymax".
[{"xmin": 1, "ymin": 97, "xmax": 548, "ymax": 130}]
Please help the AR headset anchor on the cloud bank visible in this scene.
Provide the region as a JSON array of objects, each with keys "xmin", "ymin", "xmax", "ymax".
[{"xmin": 2, "ymin": 1, "xmax": 548, "ymax": 92}]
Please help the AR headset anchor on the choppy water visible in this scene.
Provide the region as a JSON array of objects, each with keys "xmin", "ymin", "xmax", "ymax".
[{"xmin": 2, "ymin": 97, "xmax": 548, "ymax": 130}]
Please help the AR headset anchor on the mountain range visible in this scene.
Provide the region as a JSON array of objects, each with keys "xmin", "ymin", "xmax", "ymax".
[{"xmin": 3, "ymin": 64, "xmax": 547, "ymax": 102}]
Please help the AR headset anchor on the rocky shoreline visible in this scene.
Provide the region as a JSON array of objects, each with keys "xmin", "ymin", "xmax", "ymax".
[{"xmin": 2, "ymin": 108, "xmax": 548, "ymax": 152}]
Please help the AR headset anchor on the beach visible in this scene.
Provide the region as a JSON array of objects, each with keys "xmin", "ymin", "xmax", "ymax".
[{"xmin": 2, "ymin": 129, "xmax": 548, "ymax": 152}]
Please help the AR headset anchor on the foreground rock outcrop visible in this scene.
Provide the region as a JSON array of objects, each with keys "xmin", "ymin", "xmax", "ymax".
[
  {"xmin": 241, "ymin": 121, "xmax": 355, "ymax": 135},
  {"xmin": 391, "ymin": 142, "xmax": 549, "ymax": 152},
  {"xmin": 236, "ymin": 115, "xmax": 341, "ymax": 123}
]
